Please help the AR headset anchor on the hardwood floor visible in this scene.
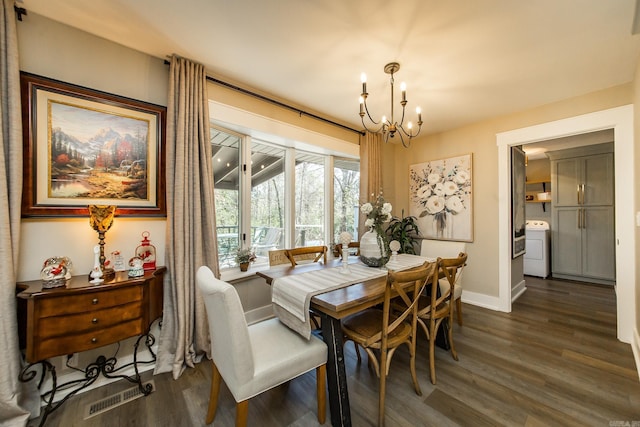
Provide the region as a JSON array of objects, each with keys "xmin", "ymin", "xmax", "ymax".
[{"xmin": 30, "ymin": 276, "xmax": 640, "ymax": 426}]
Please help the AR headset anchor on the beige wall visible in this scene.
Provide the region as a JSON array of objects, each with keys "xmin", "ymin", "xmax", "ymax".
[
  {"xmin": 390, "ymin": 84, "xmax": 633, "ymax": 301},
  {"xmin": 16, "ymin": 13, "xmax": 169, "ymax": 281},
  {"xmin": 16, "ymin": 13, "xmax": 360, "ymax": 282}
]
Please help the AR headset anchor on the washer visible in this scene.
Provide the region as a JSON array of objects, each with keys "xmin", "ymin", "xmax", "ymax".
[{"xmin": 524, "ymin": 220, "xmax": 550, "ymax": 278}]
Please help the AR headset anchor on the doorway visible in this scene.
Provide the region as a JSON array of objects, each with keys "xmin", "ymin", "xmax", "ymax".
[{"xmin": 496, "ymin": 105, "xmax": 635, "ymax": 344}]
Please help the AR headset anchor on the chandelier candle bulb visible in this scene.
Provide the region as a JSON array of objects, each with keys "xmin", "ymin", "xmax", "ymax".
[
  {"xmin": 361, "ymin": 73, "xmax": 367, "ymax": 94},
  {"xmin": 401, "ymin": 82, "xmax": 406, "ymax": 102}
]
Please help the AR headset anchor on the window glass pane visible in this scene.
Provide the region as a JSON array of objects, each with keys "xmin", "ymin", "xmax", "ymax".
[
  {"xmin": 334, "ymin": 158, "xmax": 360, "ymax": 242},
  {"xmin": 211, "ymin": 128, "xmax": 241, "ymax": 268},
  {"xmin": 251, "ymin": 140, "xmax": 285, "ymax": 264},
  {"xmin": 295, "ymin": 152, "xmax": 325, "ymax": 247}
]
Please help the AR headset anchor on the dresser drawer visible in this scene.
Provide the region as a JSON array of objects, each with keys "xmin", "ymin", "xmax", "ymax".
[
  {"xmin": 38, "ymin": 286, "xmax": 143, "ymax": 318},
  {"xmin": 36, "ymin": 301, "xmax": 143, "ymax": 339},
  {"xmin": 35, "ymin": 318, "xmax": 144, "ymax": 361}
]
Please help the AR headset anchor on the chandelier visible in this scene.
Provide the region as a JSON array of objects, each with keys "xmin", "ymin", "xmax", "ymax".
[{"xmin": 359, "ymin": 62, "xmax": 423, "ymax": 148}]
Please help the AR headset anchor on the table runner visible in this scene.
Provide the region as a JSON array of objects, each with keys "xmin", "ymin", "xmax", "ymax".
[{"xmin": 272, "ymin": 254, "xmax": 434, "ymax": 339}]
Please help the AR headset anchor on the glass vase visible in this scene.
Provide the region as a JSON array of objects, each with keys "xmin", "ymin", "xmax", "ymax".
[{"xmin": 359, "ymin": 229, "xmax": 388, "ymax": 267}]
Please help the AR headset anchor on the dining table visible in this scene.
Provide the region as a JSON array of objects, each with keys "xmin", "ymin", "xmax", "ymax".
[{"xmin": 257, "ymin": 254, "xmax": 439, "ymax": 427}]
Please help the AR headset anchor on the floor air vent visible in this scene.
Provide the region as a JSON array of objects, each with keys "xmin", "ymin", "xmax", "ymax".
[{"xmin": 83, "ymin": 380, "xmax": 155, "ymax": 420}]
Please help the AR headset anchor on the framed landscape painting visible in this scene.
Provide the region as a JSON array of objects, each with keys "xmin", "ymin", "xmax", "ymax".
[
  {"xmin": 20, "ymin": 72, "xmax": 166, "ymax": 217},
  {"xmin": 409, "ymin": 154, "xmax": 473, "ymax": 242}
]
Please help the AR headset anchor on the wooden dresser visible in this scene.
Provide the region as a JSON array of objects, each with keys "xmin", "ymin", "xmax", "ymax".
[{"xmin": 17, "ymin": 267, "xmax": 165, "ymax": 363}]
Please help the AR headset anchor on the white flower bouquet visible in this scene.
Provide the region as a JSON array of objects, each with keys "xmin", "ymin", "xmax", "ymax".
[{"xmin": 410, "ymin": 161, "xmax": 471, "ymax": 236}]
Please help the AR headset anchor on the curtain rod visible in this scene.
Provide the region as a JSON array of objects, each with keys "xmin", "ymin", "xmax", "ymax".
[
  {"xmin": 206, "ymin": 75, "xmax": 364, "ymax": 136},
  {"xmin": 164, "ymin": 59, "xmax": 364, "ymax": 136}
]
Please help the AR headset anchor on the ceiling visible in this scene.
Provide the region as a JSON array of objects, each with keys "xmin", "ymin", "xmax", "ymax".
[{"xmin": 18, "ymin": 0, "xmax": 640, "ymax": 136}]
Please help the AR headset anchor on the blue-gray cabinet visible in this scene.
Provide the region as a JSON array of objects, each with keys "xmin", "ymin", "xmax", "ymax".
[{"xmin": 548, "ymin": 143, "xmax": 615, "ymax": 285}]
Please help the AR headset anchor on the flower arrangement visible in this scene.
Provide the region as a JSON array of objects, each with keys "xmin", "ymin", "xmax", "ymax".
[
  {"xmin": 360, "ymin": 193, "xmax": 392, "ymax": 266},
  {"xmin": 361, "ymin": 192, "xmax": 393, "ymax": 234},
  {"xmin": 410, "ymin": 160, "xmax": 470, "ymax": 237},
  {"xmin": 236, "ymin": 247, "xmax": 256, "ymax": 264}
]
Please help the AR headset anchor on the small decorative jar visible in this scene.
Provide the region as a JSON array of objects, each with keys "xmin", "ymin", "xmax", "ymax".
[{"xmin": 135, "ymin": 231, "xmax": 156, "ymax": 271}]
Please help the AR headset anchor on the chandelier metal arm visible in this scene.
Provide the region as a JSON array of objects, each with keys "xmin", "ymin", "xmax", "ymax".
[{"xmin": 358, "ymin": 62, "xmax": 424, "ymax": 147}]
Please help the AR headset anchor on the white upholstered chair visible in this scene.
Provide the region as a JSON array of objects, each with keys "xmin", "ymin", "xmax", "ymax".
[
  {"xmin": 420, "ymin": 239, "xmax": 467, "ymax": 325},
  {"xmin": 196, "ymin": 266, "xmax": 328, "ymax": 426}
]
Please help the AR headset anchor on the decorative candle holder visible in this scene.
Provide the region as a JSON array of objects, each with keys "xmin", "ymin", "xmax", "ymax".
[
  {"xmin": 88, "ymin": 205, "xmax": 116, "ymax": 276},
  {"xmin": 341, "ymin": 243, "xmax": 351, "ymax": 274},
  {"xmin": 338, "ymin": 231, "xmax": 353, "ymax": 274},
  {"xmin": 389, "ymin": 240, "xmax": 401, "ymax": 262}
]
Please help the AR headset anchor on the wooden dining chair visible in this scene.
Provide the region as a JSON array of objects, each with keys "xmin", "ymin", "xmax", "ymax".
[
  {"xmin": 420, "ymin": 240, "xmax": 467, "ymax": 325},
  {"xmin": 341, "ymin": 262, "xmax": 435, "ymax": 426},
  {"xmin": 416, "ymin": 253, "xmax": 467, "ymax": 384},
  {"xmin": 284, "ymin": 245, "xmax": 327, "ymax": 266},
  {"xmin": 196, "ymin": 266, "xmax": 328, "ymax": 426}
]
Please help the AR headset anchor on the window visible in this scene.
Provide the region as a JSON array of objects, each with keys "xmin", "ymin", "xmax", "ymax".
[
  {"xmin": 211, "ymin": 128, "xmax": 242, "ymax": 268},
  {"xmin": 295, "ymin": 152, "xmax": 325, "ymax": 247},
  {"xmin": 251, "ymin": 140, "xmax": 285, "ymax": 261},
  {"xmin": 211, "ymin": 125, "xmax": 359, "ymax": 270},
  {"xmin": 334, "ymin": 158, "xmax": 361, "ymax": 241}
]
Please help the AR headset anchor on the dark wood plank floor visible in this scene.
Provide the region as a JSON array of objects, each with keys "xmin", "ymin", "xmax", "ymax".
[{"xmin": 29, "ymin": 277, "xmax": 640, "ymax": 426}]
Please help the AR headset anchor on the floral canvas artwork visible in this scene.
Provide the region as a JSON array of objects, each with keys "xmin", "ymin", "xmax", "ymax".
[{"xmin": 409, "ymin": 154, "xmax": 473, "ymax": 242}]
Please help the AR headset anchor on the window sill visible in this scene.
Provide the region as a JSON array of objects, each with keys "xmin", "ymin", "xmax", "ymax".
[{"xmin": 220, "ymin": 264, "xmax": 271, "ymax": 282}]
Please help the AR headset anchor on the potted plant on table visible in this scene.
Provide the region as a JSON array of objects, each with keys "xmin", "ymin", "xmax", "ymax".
[
  {"xmin": 386, "ymin": 209, "xmax": 421, "ymax": 255},
  {"xmin": 236, "ymin": 247, "xmax": 256, "ymax": 272}
]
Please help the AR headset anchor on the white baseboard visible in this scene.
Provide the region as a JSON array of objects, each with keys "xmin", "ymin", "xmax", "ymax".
[
  {"xmin": 511, "ymin": 280, "xmax": 527, "ymax": 303},
  {"xmin": 461, "ymin": 290, "xmax": 505, "ymax": 312}
]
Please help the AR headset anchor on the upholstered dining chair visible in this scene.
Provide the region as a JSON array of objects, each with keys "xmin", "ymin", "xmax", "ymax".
[
  {"xmin": 284, "ymin": 245, "xmax": 328, "ymax": 266},
  {"xmin": 341, "ymin": 262, "xmax": 435, "ymax": 426},
  {"xmin": 420, "ymin": 239, "xmax": 467, "ymax": 325},
  {"xmin": 196, "ymin": 266, "xmax": 328, "ymax": 426},
  {"xmin": 416, "ymin": 253, "xmax": 467, "ymax": 384}
]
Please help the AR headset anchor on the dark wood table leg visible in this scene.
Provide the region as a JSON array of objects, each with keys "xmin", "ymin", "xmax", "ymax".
[
  {"xmin": 435, "ymin": 318, "xmax": 451, "ymax": 350},
  {"xmin": 320, "ymin": 313, "xmax": 351, "ymax": 427}
]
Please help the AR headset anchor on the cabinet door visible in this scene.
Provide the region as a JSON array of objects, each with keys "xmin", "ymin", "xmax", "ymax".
[
  {"xmin": 552, "ymin": 158, "xmax": 580, "ymax": 206},
  {"xmin": 552, "ymin": 207, "xmax": 582, "ymax": 276},
  {"xmin": 583, "ymin": 153, "xmax": 614, "ymax": 206},
  {"xmin": 582, "ymin": 206, "xmax": 615, "ymax": 280}
]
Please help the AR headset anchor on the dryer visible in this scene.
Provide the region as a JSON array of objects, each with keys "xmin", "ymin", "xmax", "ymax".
[{"xmin": 524, "ymin": 220, "xmax": 550, "ymax": 278}]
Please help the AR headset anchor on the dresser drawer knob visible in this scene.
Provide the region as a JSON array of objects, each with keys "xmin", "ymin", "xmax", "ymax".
[
  {"xmin": 92, "ymin": 298, "xmax": 99, "ymax": 305},
  {"xmin": 91, "ymin": 338, "xmax": 97, "ymax": 344},
  {"xmin": 91, "ymin": 318, "xmax": 98, "ymax": 324}
]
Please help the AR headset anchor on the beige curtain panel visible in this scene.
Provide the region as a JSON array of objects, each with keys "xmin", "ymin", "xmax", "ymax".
[
  {"xmin": 0, "ymin": 0, "xmax": 38, "ymax": 424},
  {"xmin": 358, "ymin": 131, "xmax": 383, "ymax": 238},
  {"xmin": 155, "ymin": 55, "xmax": 219, "ymax": 379}
]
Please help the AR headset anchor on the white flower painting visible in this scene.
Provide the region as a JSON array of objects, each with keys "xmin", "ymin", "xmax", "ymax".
[{"xmin": 409, "ymin": 154, "xmax": 473, "ymax": 241}]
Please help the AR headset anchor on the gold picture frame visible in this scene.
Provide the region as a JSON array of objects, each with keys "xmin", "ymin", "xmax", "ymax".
[{"xmin": 20, "ymin": 72, "xmax": 166, "ymax": 217}]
